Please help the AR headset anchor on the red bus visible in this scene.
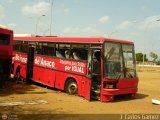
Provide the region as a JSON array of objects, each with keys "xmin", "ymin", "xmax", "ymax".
[
  {"xmin": 0, "ymin": 27, "xmax": 13, "ymax": 88},
  {"xmin": 12, "ymin": 35, "xmax": 138, "ymax": 102}
]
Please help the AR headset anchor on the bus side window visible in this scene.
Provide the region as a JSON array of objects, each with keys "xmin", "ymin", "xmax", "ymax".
[
  {"xmin": 21, "ymin": 41, "xmax": 28, "ymax": 53},
  {"xmin": 48, "ymin": 47, "xmax": 55, "ymax": 56},
  {"xmin": 80, "ymin": 49, "xmax": 88, "ymax": 60},
  {"xmin": 13, "ymin": 41, "xmax": 22, "ymax": 52},
  {"xmin": 36, "ymin": 43, "xmax": 42, "ymax": 55},
  {"xmin": 65, "ymin": 50, "xmax": 71, "ymax": 59},
  {"xmin": 72, "ymin": 49, "xmax": 88, "ymax": 61},
  {"xmin": 56, "ymin": 50, "xmax": 64, "ymax": 58},
  {"xmin": 47, "ymin": 43, "xmax": 56, "ymax": 56},
  {"xmin": 73, "ymin": 51, "xmax": 81, "ymax": 60}
]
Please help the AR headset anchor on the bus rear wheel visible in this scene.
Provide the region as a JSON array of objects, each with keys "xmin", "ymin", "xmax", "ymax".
[
  {"xmin": 15, "ymin": 71, "xmax": 20, "ymax": 83},
  {"xmin": 65, "ymin": 79, "xmax": 78, "ymax": 95}
]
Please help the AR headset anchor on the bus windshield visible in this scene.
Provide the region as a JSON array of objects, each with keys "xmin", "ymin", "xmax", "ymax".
[
  {"xmin": 104, "ymin": 42, "xmax": 136, "ymax": 79},
  {"xmin": 0, "ymin": 33, "xmax": 10, "ymax": 45}
]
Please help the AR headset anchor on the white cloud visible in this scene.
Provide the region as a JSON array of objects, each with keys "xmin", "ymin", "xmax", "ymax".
[
  {"xmin": 22, "ymin": 2, "xmax": 50, "ymax": 16},
  {"xmin": 63, "ymin": 26, "xmax": 101, "ymax": 36},
  {"xmin": 82, "ymin": 26, "xmax": 100, "ymax": 33},
  {"xmin": 0, "ymin": 24, "xmax": 7, "ymax": 28},
  {"xmin": 63, "ymin": 27, "xmax": 72, "ymax": 33},
  {"xmin": 98, "ymin": 16, "xmax": 110, "ymax": 24},
  {"xmin": 83, "ymin": 27, "xmax": 92, "ymax": 32},
  {"xmin": 64, "ymin": 8, "xmax": 70, "ymax": 15},
  {"xmin": 8, "ymin": 23, "xmax": 17, "ymax": 28},
  {"xmin": 74, "ymin": 0, "xmax": 80, "ymax": 3},
  {"xmin": 141, "ymin": 5, "xmax": 148, "ymax": 11},
  {"xmin": 63, "ymin": 27, "xmax": 80, "ymax": 34},
  {"xmin": 0, "ymin": 23, "xmax": 16, "ymax": 29},
  {"xmin": 7, "ymin": 0, "xmax": 14, "ymax": 3},
  {"xmin": 116, "ymin": 15, "xmax": 160, "ymax": 31},
  {"xmin": 116, "ymin": 21, "xmax": 133, "ymax": 30},
  {"xmin": 0, "ymin": 5, "xmax": 4, "ymax": 18},
  {"xmin": 63, "ymin": 27, "xmax": 73, "ymax": 34},
  {"xmin": 138, "ymin": 15, "xmax": 160, "ymax": 30}
]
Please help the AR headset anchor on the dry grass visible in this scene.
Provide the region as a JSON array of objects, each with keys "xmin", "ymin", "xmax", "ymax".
[
  {"xmin": 137, "ymin": 66, "xmax": 160, "ymax": 72},
  {"xmin": 0, "ymin": 66, "xmax": 160, "ymax": 116}
]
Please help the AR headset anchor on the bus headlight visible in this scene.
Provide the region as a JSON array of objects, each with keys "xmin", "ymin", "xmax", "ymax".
[
  {"xmin": 103, "ymin": 82, "xmax": 116, "ymax": 89},
  {"xmin": 105, "ymin": 84, "xmax": 114, "ymax": 89}
]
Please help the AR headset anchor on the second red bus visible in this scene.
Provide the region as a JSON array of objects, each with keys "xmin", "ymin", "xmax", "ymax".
[{"xmin": 0, "ymin": 27, "xmax": 13, "ymax": 88}]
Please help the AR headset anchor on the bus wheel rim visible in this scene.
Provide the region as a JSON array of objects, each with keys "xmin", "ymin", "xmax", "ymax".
[{"xmin": 68, "ymin": 83, "xmax": 77, "ymax": 94}]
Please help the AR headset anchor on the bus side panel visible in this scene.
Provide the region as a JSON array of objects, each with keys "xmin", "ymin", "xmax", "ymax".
[
  {"xmin": 12, "ymin": 53, "xmax": 27, "ymax": 78},
  {"xmin": 81, "ymin": 77, "xmax": 91, "ymax": 101},
  {"xmin": 33, "ymin": 66, "xmax": 44, "ymax": 83},
  {"xmin": 33, "ymin": 66, "xmax": 56, "ymax": 87},
  {"xmin": 55, "ymin": 72, "xmax": 91, "ymax": 101},
  {"xmin": 43, "ymin": 69, "xmax": 55, "ymax": 87},
  {"xmin": 55, "ymin": 72, "xmax": 82, "ymax": 92},
  {"xmin": 20, "ymin": 64, "xmax": 27, "ymax": 79},
  {"xmin": 13, "ymin": 62, "xmax": 19, "ymax": 75},
  {"xmin": 13, "ymin": 62, "xmax": 26, "ymax": 79},
  {"xmin": 55, "ymin": 71, "xmax": 66, "ymax": 90},
  {"xmin": 70, "ymin": 75, "xmax": 91, "ymax": 100}
]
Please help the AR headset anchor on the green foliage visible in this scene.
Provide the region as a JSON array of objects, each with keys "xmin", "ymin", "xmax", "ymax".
[
  {"xmin": 156, "ymin": 58, "xmax": 160, "ymax": 65},
  {"xmin": 150, "ymin": 52, "xmax": 158, "ymax": 63},
  {"xmin": 136, "ymin": 53, "xmax": 148, "ymax": 62}
]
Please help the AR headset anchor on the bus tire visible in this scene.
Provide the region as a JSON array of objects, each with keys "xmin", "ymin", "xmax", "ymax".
[
  {"xmin": 15, "ymin": 72, "xmax": 20, "ymax": 83},
  {"xmin": 14, "ymin": 67, "xmax": 20, "ymax": 83},
  {"xmin": 65, "ymin": 79, "xmax": 78, "ymax": 95}
]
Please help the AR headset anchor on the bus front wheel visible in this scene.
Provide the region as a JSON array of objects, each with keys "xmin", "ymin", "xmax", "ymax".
[{"xmin": 65, "ymin": 79, "xmax": 78, "ymax": 95}]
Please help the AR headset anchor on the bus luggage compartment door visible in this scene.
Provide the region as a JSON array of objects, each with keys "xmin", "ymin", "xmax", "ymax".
[{"xmin": 26, "ymin": 47, "xmax": 35, "ymax": 82}]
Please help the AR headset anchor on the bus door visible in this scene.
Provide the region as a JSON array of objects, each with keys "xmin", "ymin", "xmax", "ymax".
[
  {"xmin": 26, "ymin": 46, "xmax": 35, "ymax": 83},
  {"xmin": 88, "ymin": 48, "xmax": 101, "ymax": 100}
]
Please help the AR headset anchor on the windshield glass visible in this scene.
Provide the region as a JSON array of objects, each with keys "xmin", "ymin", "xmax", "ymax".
[
  {"xmin": 122, "ymin": 44, "xmax": 136, "ymax": 78},
  {"xmin": 0, "ymin": 33, "xmax": 10, "ymax": 45},
  {"xmin": 104, "ymin": 42, "xmax": 136, "ymax": 79}
]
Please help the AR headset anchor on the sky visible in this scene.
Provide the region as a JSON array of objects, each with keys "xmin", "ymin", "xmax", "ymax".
[{"xmin": 0, "ymin": 0, "xmax": 160, "ymax": 59}]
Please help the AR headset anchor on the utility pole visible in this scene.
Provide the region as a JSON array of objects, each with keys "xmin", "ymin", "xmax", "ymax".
[{"xmin": 50, "ymin": 0, "xmax": 54, "ymax": 35}]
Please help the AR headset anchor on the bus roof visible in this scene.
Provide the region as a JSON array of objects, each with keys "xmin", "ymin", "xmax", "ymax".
[
  {"xmin": 14, "ymin": 36, "xmax": 134, "ymax": 44},
  {"xmin": 0, "ymin": 27, "xmax": 13, "ymax": 34}
]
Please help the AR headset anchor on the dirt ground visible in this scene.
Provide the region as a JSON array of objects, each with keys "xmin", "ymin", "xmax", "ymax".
[{"xmin": 0, "ymin": 66, "xmax": 160, "ymax": 120}]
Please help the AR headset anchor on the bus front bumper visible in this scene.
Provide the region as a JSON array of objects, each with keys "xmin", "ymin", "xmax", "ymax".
[{"xmin": 100, "ymin": 87, "xmax": 138, "ymax": 102}]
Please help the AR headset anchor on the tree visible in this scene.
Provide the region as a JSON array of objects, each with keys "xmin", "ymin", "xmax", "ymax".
[
  {"xmin": 150, "ymin": 52, "xmax": 158, "ymax": 63},
  {"xmin": 156, "ymin": 58, "xmax": 160, "ymax": 65},
  {"xmin": 136, "ymin": 53, "xmax": 148, "ymax": 62}
]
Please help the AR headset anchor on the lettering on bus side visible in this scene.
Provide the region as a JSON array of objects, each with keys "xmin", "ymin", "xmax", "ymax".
[
  {"xmin": 13, "ymin": 53, "xmax": 55, "ymax": 69},
  {"xmin": 13, "ymin": 53, "xmax": 86, "ymax": 74},
  {"xmin": 60, "ymin": 59, "xmax": 86, "ymax": 74},
  {"xmin": 13, "ymin": 53, "xmax": 27, "ymax": 63},
  {"xmin": 34, "ymin": 56, "xmax": 55, "ymax": 69}
]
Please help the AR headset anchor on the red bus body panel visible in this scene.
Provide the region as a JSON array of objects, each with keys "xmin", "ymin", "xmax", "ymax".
[
  {"xmin": 0, "ymin": 27, "xmax": 13, "ymax": 85},
  {"xmin": 100, "ymin": 77, "xmax": 138, "ymax": 102},
  {"xmin": 13, "ymin": 52, "xmax": 91, "ymax": 100},
  {"xmin": 13, "ymin": 36, "xmax": 137, "ymax": 102},
  {"xmin": 0, "ymin": 27, "xmax": 13, "ymax": 59}
]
